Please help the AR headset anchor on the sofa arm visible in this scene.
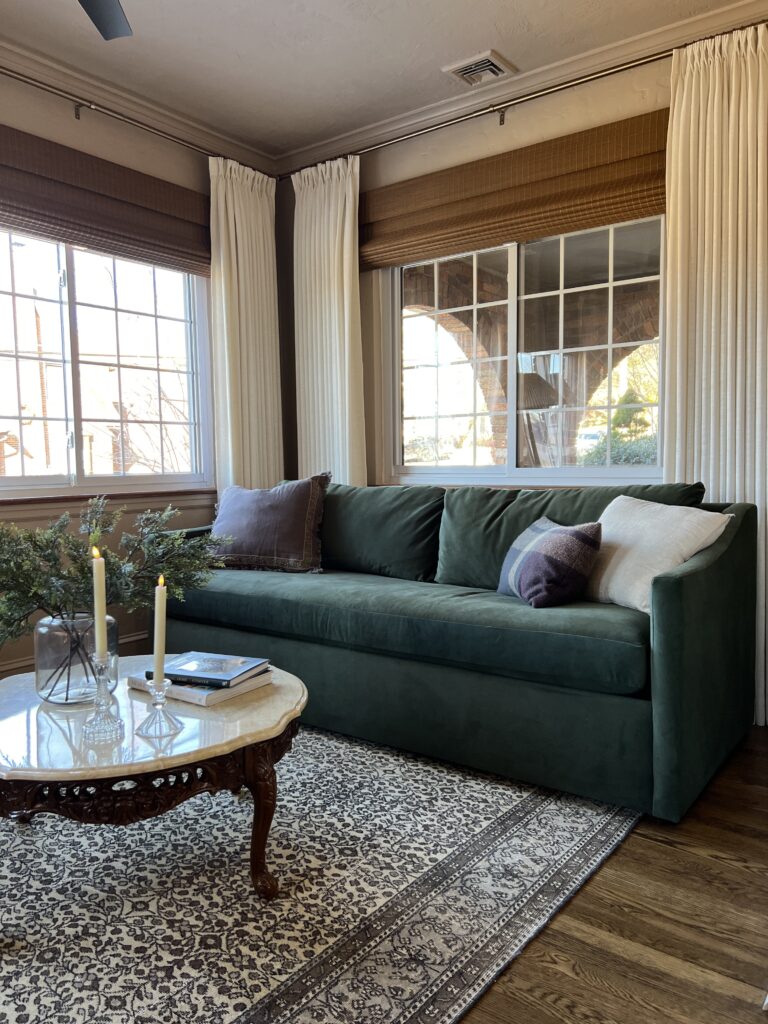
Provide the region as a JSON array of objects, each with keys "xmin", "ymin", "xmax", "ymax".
[
  {"xmin": 181, "ymin": 525, "xmax": 214, "ymax": 540},
  {"xmin": 162, "ymin": 524, "xmax": 214, "ymax": 541},
  {"xmin": 649, "ymin": 503, "xmax": 757, "ymax": 820}
]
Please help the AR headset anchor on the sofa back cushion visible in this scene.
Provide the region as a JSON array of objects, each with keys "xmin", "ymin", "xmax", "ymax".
[
  {"xmin": 436, "ymin": 482, "xmax": 706, "ymax": 590},
  {"xmin": 321, "ymin": 484, "xmax": 445, "ymax": 581}
]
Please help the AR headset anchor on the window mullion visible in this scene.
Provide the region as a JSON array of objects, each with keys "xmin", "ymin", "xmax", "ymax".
[
  {"xmin": 607, "ymin": 226, "xmax": 615, "ymax": 468},
  {"xmin": 153, "ymin": 267, "xmax": 164, "ymax": 474},
  {"xmin": 112, "ymin": 258, "xmax": 126, "ymax": 475},
  {"xmin": 187, "ymin": 274, "xmax": 208, "ymax": 477},
  {"xmin": 391, "ymin": 269, "xmax": 404, "ymax": 475},
  {"xmin": 508, "ymin": 243, "xmax": 518, "ymax": 473},
  {"xmin": 64, "ymin": 246, "xmax": 86, "ymax": 487},
  {"xmin": 472, "ymin": 254, "xmax": 477, "ymax": 466},
  {"xmin": 558, "ymin": 237, "xmax": 565, "ymax": 467},
  {"xmin": 8, "ymin": 234, "xmax": 26, "ymax": 477},
  {"xmin": 432, "ymin": 263, "xmax": 438, "ymax": 466},
  {"xmin": 184, "ymin": 275, "xmax": 197, "ymax": 475}
]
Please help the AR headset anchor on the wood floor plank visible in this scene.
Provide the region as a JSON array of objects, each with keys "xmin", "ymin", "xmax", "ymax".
[
  {"xmin": 462, "ymin": 728, "xmax": 768, "ymax": 1024},
  {"xmin": 550, "ymin": 915, "xmax": 762, "ymax": 1005},
  {"xmin": 496, "ymin": 956, "xmax": 681, "ymax": 1024},
  {"xmin": 696, "ymin": 779, "xmax": 768, "ymax": 812},
  {"xmin": 630, "ymin": 822, "xmax": 768, "ymax": 881},
  {"xmin": 491, "ymin": 970, "xmax": 634, "ymax": 1024},
  {"xmin": 685, "ymin": 806, "xmax": 768, "ymax": 841},
  {"xmin": 565, "ymin": 888, "xmax": 767, "ymax": 988},
  {"xmin": 520, "ymin": 933, "xmax": 748, "ymax": 1024},
  {"xmin": 599, "ymin": 837, "xmax": 768, "ymax": 911},
  {"xmin": 580, "ymin": 872, "xmax": 768, "ymax": 966},
  {"xmin": 471, "ymin": 982, "xmax": 574, "ymax": 1024}
]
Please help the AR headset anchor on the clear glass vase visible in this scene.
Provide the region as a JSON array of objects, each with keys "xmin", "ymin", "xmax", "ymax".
[{"xmin": 34, "ymin": 614, "xmax": 119, "ymax": 705}]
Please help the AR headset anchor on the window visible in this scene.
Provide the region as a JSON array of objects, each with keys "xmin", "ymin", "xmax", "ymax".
[
  {"xmin": 401, "ymin": 249, "xmax": 510, "ymax": 469},
  {"xmin": 395, "ymin": 217, "xmax": 662, "ymax": 482},
  {"xmin": 0, "ymin": 228, "xmax": 212, "ymax": 494}
]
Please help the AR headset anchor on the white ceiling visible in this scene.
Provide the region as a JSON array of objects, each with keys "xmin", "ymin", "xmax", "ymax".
[{"xmin": 0, "ymin": 0, "xmax": 757, "ymax": 159}]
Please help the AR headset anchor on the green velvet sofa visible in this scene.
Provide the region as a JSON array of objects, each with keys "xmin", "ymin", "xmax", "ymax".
[{"xmin": 167, "ymin": 482, "xmax": 757, "ymax": 821}]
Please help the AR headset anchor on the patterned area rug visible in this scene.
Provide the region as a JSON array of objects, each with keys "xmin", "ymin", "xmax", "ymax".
[{"xmin": 0, "ymin": 729, "xmax": 637, "ymax": 1024}]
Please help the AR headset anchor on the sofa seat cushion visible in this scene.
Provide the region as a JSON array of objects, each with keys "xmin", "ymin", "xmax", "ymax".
[{"xmin": 170, "ymin": 571, "xmax": 650, "ymax": 696}]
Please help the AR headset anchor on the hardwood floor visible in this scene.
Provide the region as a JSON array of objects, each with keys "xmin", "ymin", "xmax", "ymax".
[{"xmin": 465, "ymin": 728, "xmax": 768, "ymax": 1024}]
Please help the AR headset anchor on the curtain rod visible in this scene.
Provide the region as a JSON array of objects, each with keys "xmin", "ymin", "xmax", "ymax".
[
  {"xmin": 0, "ymin": 51, "xmax": 671, "ymax": 180},
  {"xmin": 1, "ymin": 17, "xmax": 764, "ymax": 181},
  {"xmin": 0, "ymin": 64, "xmax": 247, "ymax": 163}
]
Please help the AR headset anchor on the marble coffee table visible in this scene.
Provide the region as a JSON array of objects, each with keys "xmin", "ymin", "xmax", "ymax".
[{"xmin": 0, "ymin": 654, "xmax": 307, "ymax": 899}]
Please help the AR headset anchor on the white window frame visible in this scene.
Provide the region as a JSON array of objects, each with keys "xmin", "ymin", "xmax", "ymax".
[
  {"xmin": 384, "ymin": 216, "xmax": 664, "ymax": 487},
  {"xmin": 0, "ymin": 233, "xmax": 215, "ymax": 499}
]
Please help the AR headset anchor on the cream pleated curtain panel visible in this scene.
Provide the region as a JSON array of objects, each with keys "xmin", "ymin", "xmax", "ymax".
[
  {"xmin": 664, "ymin": 25, "xmax": 768, "ymax": 722},
  {"xmin": 209, "ymin": 157, "xmax": 283, "ymax": 490},
  {"xmin": 292, "ymin": 156, "xmax": 366, "ymax": 485}
]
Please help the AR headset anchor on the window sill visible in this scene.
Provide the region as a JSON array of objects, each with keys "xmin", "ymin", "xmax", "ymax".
[
  {"xmin": 0, "ymin": 486, "xmax": 217, "ymax": 508},
  {"xmin": 385, "ymin": 465, "xmax": 663, "ymax": 488}
]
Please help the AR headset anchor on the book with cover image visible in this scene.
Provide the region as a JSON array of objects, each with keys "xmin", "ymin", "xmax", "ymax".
[
  {"xmin": 146, "ymin": 652, "xmax": 270, "ymax": 689},
  {"xmin": 129, "ymin": 670, "xmax": 273, "ymax": 707}
]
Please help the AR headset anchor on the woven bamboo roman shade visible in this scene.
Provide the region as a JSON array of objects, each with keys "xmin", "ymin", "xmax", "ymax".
[
  {"xmin": 359, "ymin": 109, "xmax": 668, "ymax": 270},
  {"xmin": 0, "ymin": 125, "xmax": 210, "ymax": 275}
]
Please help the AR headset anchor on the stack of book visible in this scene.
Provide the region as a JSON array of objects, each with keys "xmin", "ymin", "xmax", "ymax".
[{"xmin": 127, "ymin": 652, "xmax": 272, "ymax": 707}]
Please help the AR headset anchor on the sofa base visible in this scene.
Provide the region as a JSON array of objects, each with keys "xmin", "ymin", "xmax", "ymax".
[{"xmin": 167, "ymin": 620, "xmax": 656, "ymax": 815}]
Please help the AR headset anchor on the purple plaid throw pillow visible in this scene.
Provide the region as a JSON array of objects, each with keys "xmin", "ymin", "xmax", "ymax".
[{"xmin": 498, "ymin": 517, "xmax": 602, "ymax": 608}]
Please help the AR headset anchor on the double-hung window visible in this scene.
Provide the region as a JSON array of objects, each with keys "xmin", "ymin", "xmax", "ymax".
[
  {"xmin": 394, "ymin": 216, "xmax": 662, "ymax": 484},
  {"xmin": 0, "ymin": 228, "xmax": 212, "ymax": 495}
]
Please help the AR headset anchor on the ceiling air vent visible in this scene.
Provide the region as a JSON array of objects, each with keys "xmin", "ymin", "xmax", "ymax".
[{"xmin": 442, "ymin": 50, "xmax": 518, "ymax": 88}]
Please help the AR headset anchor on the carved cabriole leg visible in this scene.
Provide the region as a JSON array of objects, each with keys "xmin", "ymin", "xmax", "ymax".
[
  {"xmin": 8, "ymin": 810, "xmax": 33, "ymax": 824},
  {"xmin": 243, "ymin": 742, "xmax": 279, "ymax": 900}
]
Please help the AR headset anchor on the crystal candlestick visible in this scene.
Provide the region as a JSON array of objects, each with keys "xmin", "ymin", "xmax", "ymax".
[
  {"xmin": 135, "ymin": 677, "xmax": 183, "ymax": 741},
  {"xmin": 82, "ymin": 656, "xmax": 125, "ymax": 746}
]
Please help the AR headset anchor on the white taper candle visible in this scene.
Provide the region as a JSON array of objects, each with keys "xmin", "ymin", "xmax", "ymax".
[
  {"xmin": 153, "ymin": 574, "xmax": 167, "ymax": 685},
  {"xmin": 91, "ymin": 546, "xmax": 108, "ymax": 660}
]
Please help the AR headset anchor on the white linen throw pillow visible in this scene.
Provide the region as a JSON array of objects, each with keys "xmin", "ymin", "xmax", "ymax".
[{"xmin": 587, "ymin": 495, "xmax": 732, "ymax": 613}]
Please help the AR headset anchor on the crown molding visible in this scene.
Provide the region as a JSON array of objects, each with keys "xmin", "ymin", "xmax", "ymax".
[
  {"xmin": 0, "ymin": 37, "xmax": 280, "ymax": 175},
  {"xmin": 273, "ymin": 0, "xmax": 767, "ymax": 173}
]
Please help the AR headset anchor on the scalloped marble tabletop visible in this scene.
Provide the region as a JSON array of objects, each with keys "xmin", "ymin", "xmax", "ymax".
[{"xmin": 0, "ymin": 655, "xmax": 307, "ymax": 782}]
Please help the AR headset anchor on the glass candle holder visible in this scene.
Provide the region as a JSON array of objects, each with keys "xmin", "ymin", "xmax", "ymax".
[
  {"xmin": 82, "ymin": 655, "xmax": 125, "ymax": 747},
  {"xmin": 135, "ymin": 678, "xmax": 183, "ymax": 741},
  {"xmin": 34, "ymin": 615, "xmax": 119, "ymax": 705}
]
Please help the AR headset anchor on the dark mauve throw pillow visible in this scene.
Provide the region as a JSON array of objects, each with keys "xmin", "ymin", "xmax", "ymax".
[
  {"xmin": 498, "ymin": 517, "xmax": 601, "ymax": 608},
  {"xmin": 213, "ymin": 473, "xmax": 331, "ymax": 572}
]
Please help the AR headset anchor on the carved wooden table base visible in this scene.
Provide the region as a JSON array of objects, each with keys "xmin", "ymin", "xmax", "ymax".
[{"xmin": 0, "ymin": 720, "xmax": 299, "ymax": 900}]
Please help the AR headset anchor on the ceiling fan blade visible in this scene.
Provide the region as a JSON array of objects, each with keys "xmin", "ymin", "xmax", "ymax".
[{"xmin": 77, "ymin": 0, "xmax": 133, "ymax": 40}]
